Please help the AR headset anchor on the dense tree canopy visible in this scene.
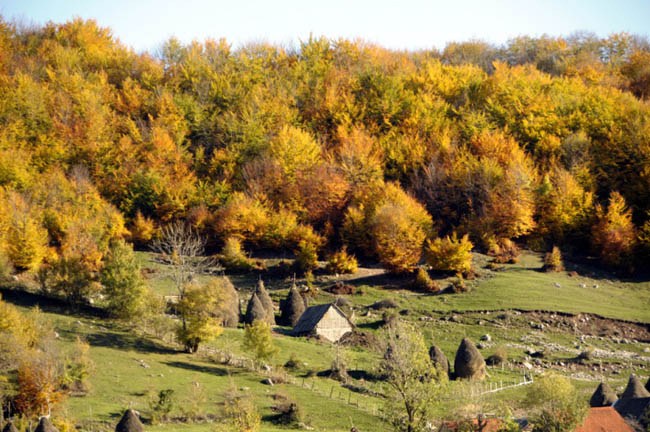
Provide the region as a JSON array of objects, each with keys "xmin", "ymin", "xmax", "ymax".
[{"xmin": 1, "ymin": 16, "xmax": 650, "ymax": 277}]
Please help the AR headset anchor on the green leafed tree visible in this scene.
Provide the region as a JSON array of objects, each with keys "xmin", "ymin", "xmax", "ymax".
[
  {"xmin": 243, "ymin": 319, "xmax": 278, "ymax": 363},
  {"xmin": 100, "ymin": 239, "xmax": 148, "ymax": 319},
  {"xmin": 175, "ymin": 282, "xmax": 224, "ymax": 353},
  {"xmin": 379, "ymin": 320, "xmax": 447, "ymax": 432}
]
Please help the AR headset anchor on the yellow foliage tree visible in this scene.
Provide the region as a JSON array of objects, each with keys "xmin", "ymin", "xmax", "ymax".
[
  {"xmin": 175, "ymin": 282, "xmax": 225, "ymax": 353},
  {"xmin": 425, "ymin": 233, "xmax": 473, "ymax": 274},
  {"xmin": 591, "ymin": 191, "xmax": 636, "ymax": 270},
  {"xmin": 269, "ymin": 125, "xmax": 321, "ymax": 180},
  {"xmin": 4, "ymin": 194, "xmax": 47, "ymax": 272}
]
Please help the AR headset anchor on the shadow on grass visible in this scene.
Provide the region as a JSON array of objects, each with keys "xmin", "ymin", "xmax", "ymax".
[
  {"xmin": 0, "ymin": 286, "xmax": 107, "ymax": 318},
  {"xmin": 357, "ymin": 321, "xmax": 383, "ymax": 331},
  {"xmin": 162, "ymin": 361, "xmax": 230, "ymax": 376},
  {"xmin": 81, "ymin": 330, "xmax": 177, "ymax": 355}
]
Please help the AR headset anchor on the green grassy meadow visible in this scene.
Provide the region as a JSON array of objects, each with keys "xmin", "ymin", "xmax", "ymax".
[{"xmin": 2, "ymin": 249, "xmax": 648, "ymax": 431}]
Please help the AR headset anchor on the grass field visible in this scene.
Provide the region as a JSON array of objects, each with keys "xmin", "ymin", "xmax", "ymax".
[{"xmin": 1, "ymin": 249, "xmax": 648, "ymax": 431}]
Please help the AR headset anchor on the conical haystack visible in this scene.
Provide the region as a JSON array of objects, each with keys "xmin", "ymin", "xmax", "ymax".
[
  {"xmin": 453, "ymin": 338, "xmax": 486, "ymax": 381},
  {"xmin": 220, "ymin": 277, "xmax": 240, "ymax": 328},
  {"xmin": 244, "ymin": 293, "xmax": 266, "ymax": 325},
  {"xmin": 2, "ymin": 421, "xmax": 18, "ymax": 432},
  {"xmin": 115, "ymin": 408, "xmax": 144, "ymax": 432},
  {"xmin": 255, "ymin": 278, "xmax": 275, "ymax": 325},
  {"xmin": 621, "ymin": 374, "xmax": 650, "ymax": 399},
  {"xmin": 280, "ymin": 284, "xmax": 306, "ymax": 326},
  {"xmin": 589, "ymin": 382, "xmax": 617, "ymax": 407},
  {"xmin": 429, "ymin": 344, "xmax": 450, "ymax": 377},
  {"xmin": 34, "ymin": 417, "xmax": 58, "ymax": 432}
]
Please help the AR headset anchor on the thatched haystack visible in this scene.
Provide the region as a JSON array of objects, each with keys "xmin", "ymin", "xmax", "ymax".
[
  {"xmin": 621, "ymin": 374, "xmax": 650, "ymax": 399},
  {"xmin": 280, "ymin": 283, "xmax": 306, "ymax": 326},
  {"xmin": 453, "ymin": 338, "xmax": 486, "ymax": 381},
  {"xmin": 429, "ymin": 344, "xmax": 450, "ymax": 377},
  {"xmin": 34, "ymin": 417, "xmax": 57, "ymax": 432},
  {"xmin": 589, "ymin": 382, "xmax": 617, "ymax": 407},
  {"xmin": 219, "ymin": 277, "xmax": 240, "ymax": 328},
  {"xmin": 255, "ymin": 278, "xmax": 275, "ymax": 325},
  {"xmin": 244, "ymin": 293, "xmax": 266, "ymax": 325},
  {"xmin": 2, "ymin": 421, "xmax": 18, "ymax": 432},
  {"xmin": 115, "ymin": 408, "xmax": 144, "ymax": 432}
]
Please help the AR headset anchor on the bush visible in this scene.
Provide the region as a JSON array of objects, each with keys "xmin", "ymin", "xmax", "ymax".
[
  {"xmin": 325, "ymin": 247, "xmax": 358, "ymax": 275},
  {"xmin": 451, "ymin": 278, "xmax": 470, "ymax": 293},
  {"xmin": 326, "ymin": 281, "xmax": 356, "ymax": 295},
  {"xmin": 543, "ymin": 246, "xmax": 565, "ymax": 272},
  {"xmin": 219, "ymin": 237, "xmax": 255, "ymax": 272},
  {"xmin": 272, "ymin": 399, "xmax": 304, "ymax": 426},
  {"xmin": 486, "ymin": 346, "xmax": 508, "ymax": 366},
  {"xmin": 426, "ymin": 233, "xmax": 473, "ymax": 273},
  {"xmin": 223, "ymin": 386, "xmax": 261, "ymax": 432},
  {"xmin": 488, "ymin": 238, "xmax": 519, "ymax": 264},
  {"xmin": 413, "ymin": 267, "xmax": 441, "ymax": 293},
  {"xmin": 284, "ymin": 354, "xmax": 302, "ymax": 371},
  {"xmin": 149, "ymin": 389, "xmax": 175, "ymax": 424},
  {"xmin": 293, "ymin": 240, "xmax": 319, "ymax": 275},
  {"xmin": 243, "ymin": 320, "xmax": 278, "ymax": 363}
]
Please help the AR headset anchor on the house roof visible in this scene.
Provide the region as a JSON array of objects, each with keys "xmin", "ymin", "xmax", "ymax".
[
  {"xmin": 292, "ymin": 303, "xmax": 353, "ymax": 334},
  {"xmin": 614, "ymin": 397, "xmax": 650, "ymax": 423},
  {"xmin": 574, "ymin": 407, "xmax": 634, "ymax": 432}
]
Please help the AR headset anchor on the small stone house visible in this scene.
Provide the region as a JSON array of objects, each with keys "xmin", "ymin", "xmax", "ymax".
[{"xmin": 292, "ymin": 303, "xmax": 353, "ymax": 342}]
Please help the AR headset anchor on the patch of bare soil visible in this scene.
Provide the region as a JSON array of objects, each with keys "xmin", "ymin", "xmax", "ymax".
[
  {"xmin": 338, "ymin": 330, "xmax": 381, "ymax": 351},
  {"xmin": 519, "ymin": 310, "xmax": 650, "ymax": 343}
]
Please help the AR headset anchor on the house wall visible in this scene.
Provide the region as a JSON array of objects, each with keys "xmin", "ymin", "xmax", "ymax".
[{"xmin": 315, "ymin": 307, "xmax": 352, "ymax": 342}]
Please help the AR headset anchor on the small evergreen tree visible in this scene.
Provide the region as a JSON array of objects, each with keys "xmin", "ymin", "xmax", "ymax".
[
  {"xmin": 100, "ymin": 239, "xmax": 148, "ymax": 319},
  {"xmin": 243, "ymin": 320, "xmax": 278, "ymax": 363}
]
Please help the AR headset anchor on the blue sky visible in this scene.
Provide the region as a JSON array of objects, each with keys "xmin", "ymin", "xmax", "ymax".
[{"xmin": 1, "ymin": 0, "xmax": 649, "ymax": 53}]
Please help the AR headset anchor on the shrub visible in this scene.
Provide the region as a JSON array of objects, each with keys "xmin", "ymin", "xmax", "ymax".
[
  {"xmin": 219, "ymin": 237, "xmax": 255, "ymax": 272},
  {"xmin": 284, "ymin": 354, "xmax": 301, "ymax": 371},
  {"xmin": 273, "ymin": 401, "xmax": 304, "ymax": 426},
  {"xmin": 243, "ymin": 320, "xmax": 278, "ymax": 363},
  {"xmin": 426, "ymin": 233, "xmax": 473, "ymax": 273},
  {"xmin": 149, "ymin": 389, "xmax": 175, "ymax": 424},
  {"xmin": 486, "ymin": 346, "xmax": 508, "ymax": 366},
  {"xmin": 325, "ymin": 247, "xmax": 358, "ymax": 275},
  {"xmin": 382, "ymin": 309, "xmax": 398, "ymax": 326},
  {"xmin": 293, "ymin": 240, "xmax": 319, "ymax": 275},
  {"xmin": 543, "ymin": 246, "xmax": 564, "ymax": 272},
  {"xmin": 223, "ymin": 387, "xmax": 261, "ymax": 432},
  {"xmin": 451, "ymin": 278, "xmax": 470, "ymax": 293},
  {"xmin": 326, "ymin": 281, "xmax": 356, "ymax": 295},
  {"xmin": 488, "ymin": 238, "xmax": 519, "ymax": 264},
  {"xmin": 413, "ymin": 267, "xmax": 441, "ymax": 293}
]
